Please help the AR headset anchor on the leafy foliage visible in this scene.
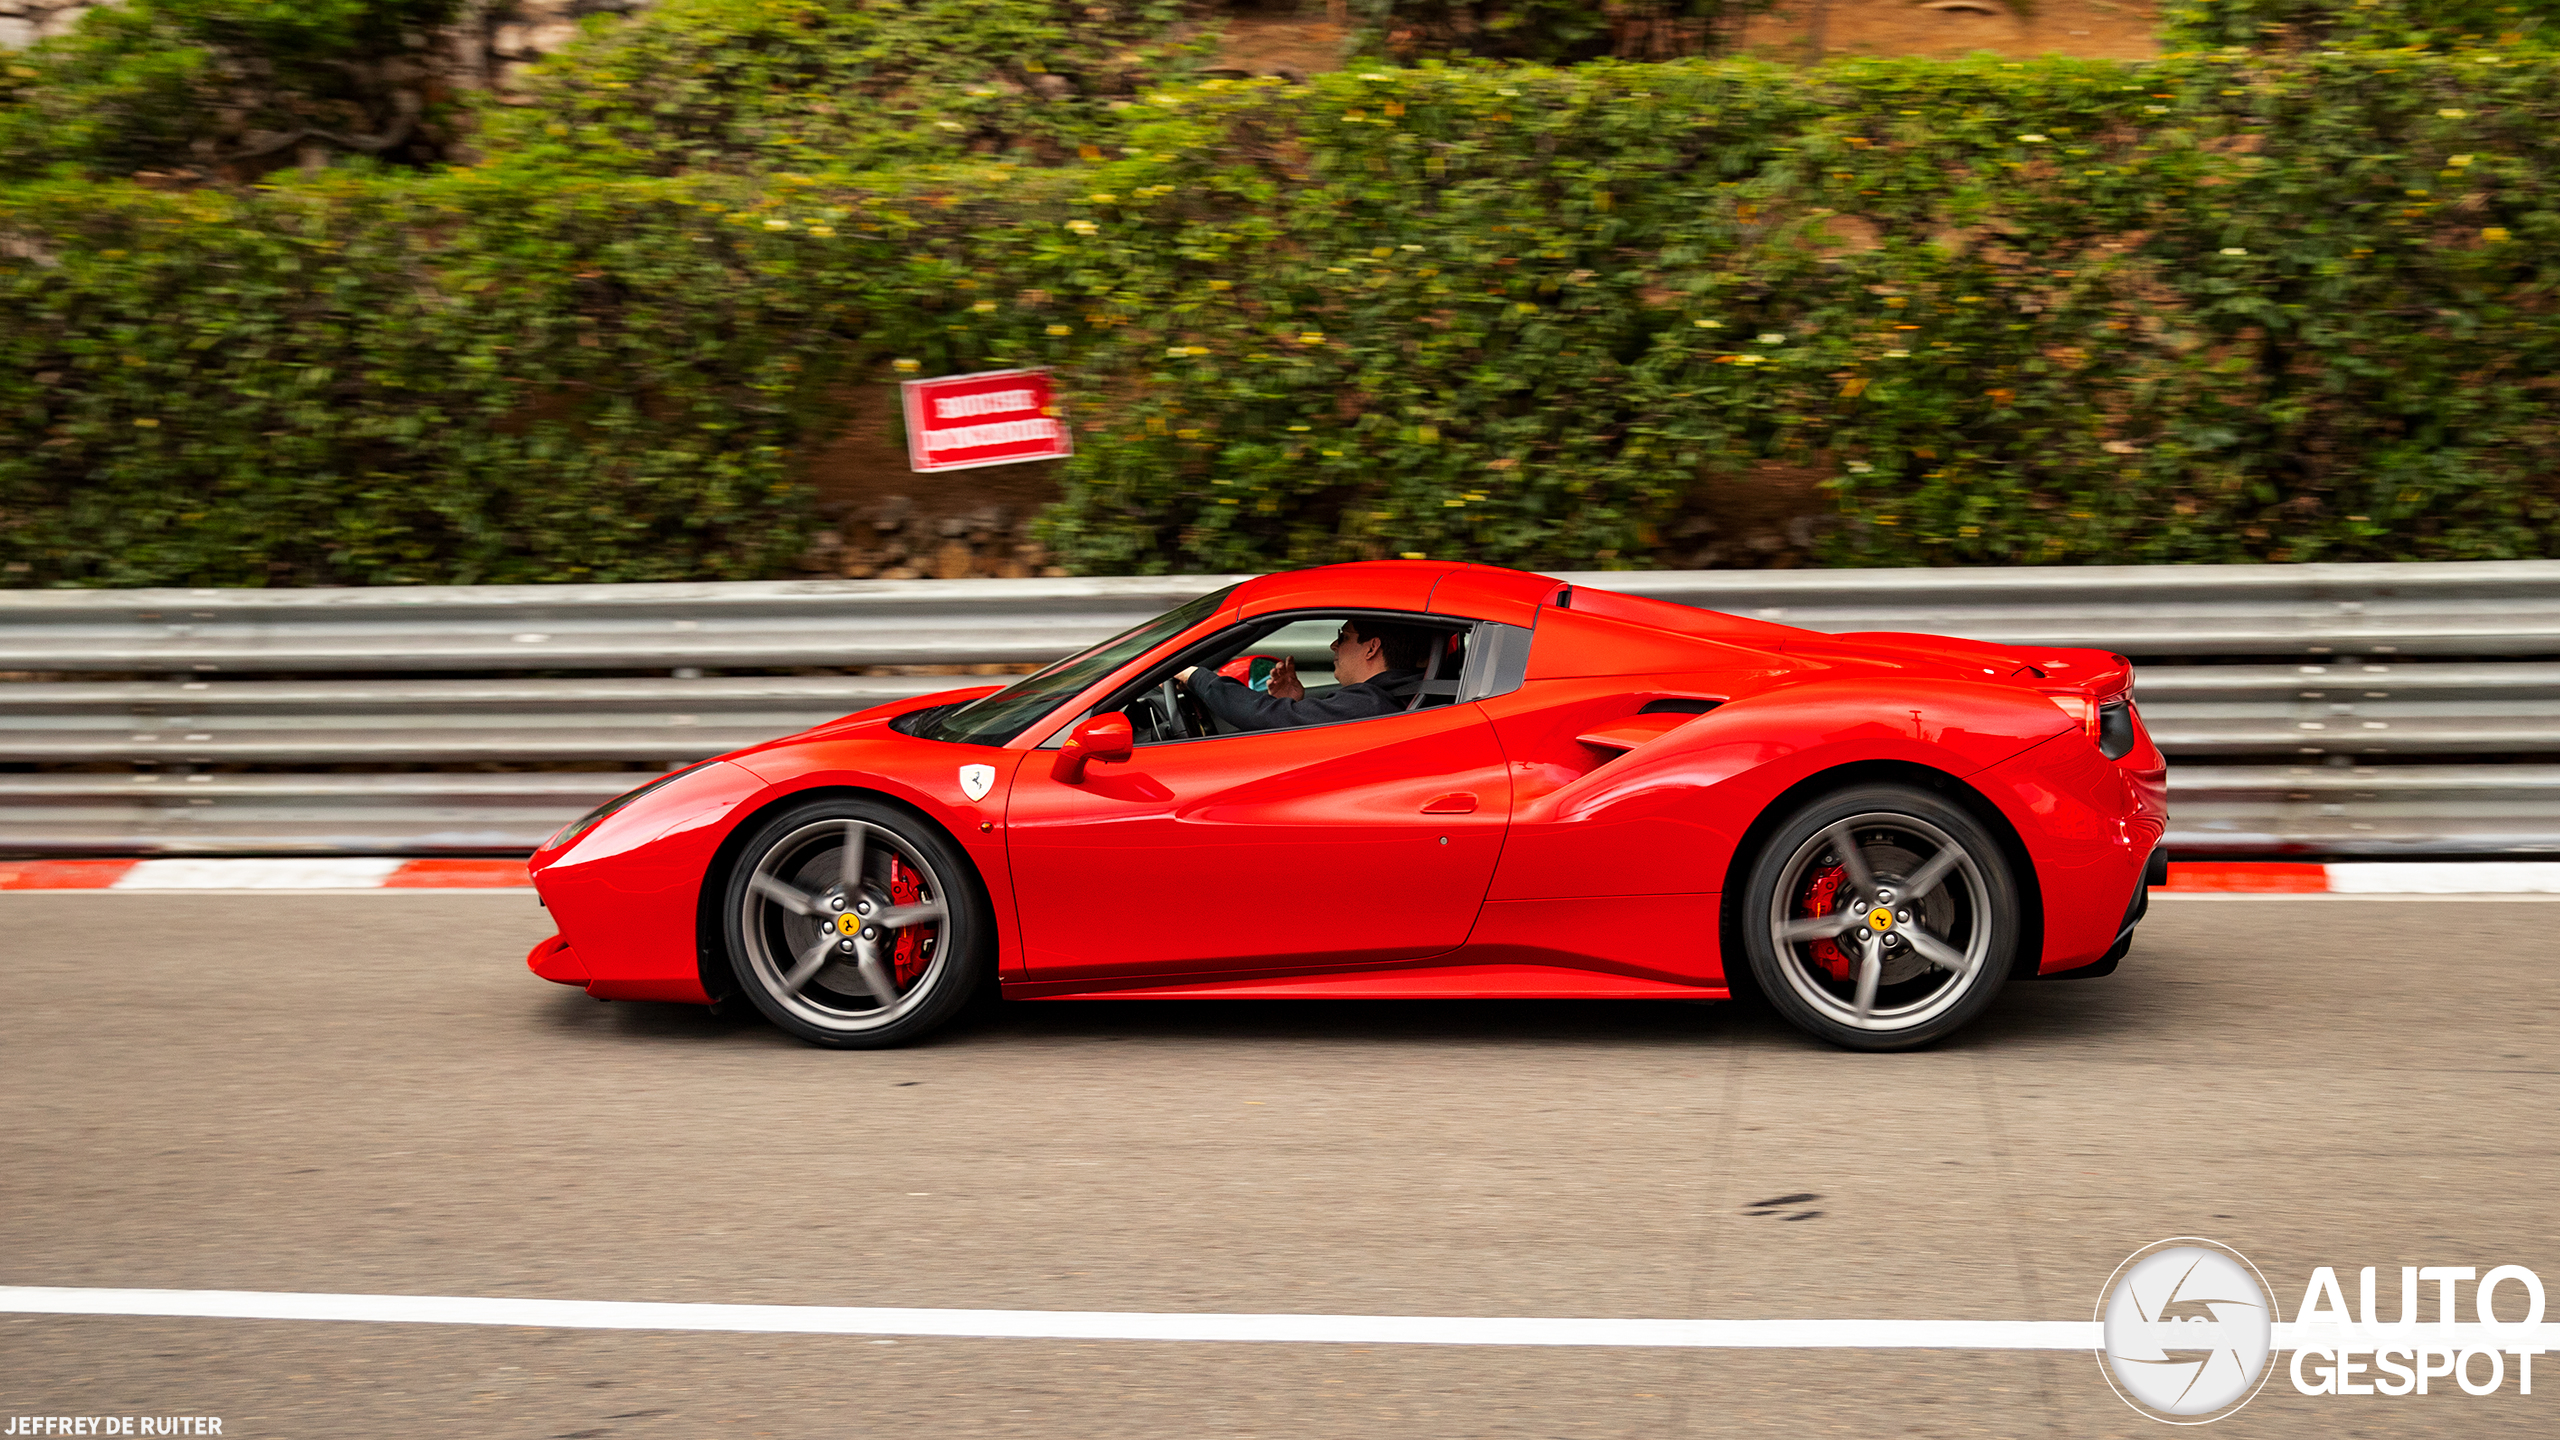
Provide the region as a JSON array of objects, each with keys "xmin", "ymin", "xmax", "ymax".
[
  {"xmin": 0, "ymin": 169, "xmax": 845, "ymax": 584},
  {"xmin": 475, "ymin": 0, "xmax": 1216, "ymax": 176},
  {"xmin": 5, "ymin": 51, "xmax": 2559, "ymax": 584},
  {"xmin": 1352, "ymin": 0, "xmax": 1779, "ymax": 64},
  {"xmin": 0, "ymin": 0, "xmax": 457, "ymax": 180},
  {"xmin": 2162, "ymin": 0, "xmax": 2560, "ymax": 49},
  {"xmin": 1000, "ymin": 57, "xmax": 2560, "ymax": 571}
]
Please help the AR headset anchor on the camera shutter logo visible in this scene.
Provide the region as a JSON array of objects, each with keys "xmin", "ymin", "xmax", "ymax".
[{"xmin": 2098, "ymin": 1238, "xmax": 2278, "ymax": 1424}]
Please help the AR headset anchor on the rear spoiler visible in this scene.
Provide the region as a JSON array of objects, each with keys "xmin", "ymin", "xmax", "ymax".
[{"xmin": 1816, "ymin": 632, "xmax": 2136, "ymax": 703}]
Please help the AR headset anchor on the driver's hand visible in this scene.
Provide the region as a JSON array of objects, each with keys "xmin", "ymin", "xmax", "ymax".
[
  {"xmin": 1176, "ymin": 667, "xmax": 1197, "ymax": 686},
  {"xmin": 1267, "ymin": 656, "xmax": 1304, "ymax": 701}
]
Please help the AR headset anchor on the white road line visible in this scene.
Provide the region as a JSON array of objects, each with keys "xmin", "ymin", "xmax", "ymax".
[
  {"xmin": 0, "ymin": 1288, "xmax": 2095, "ymax": 1347},
  {"xmin": 9, "ymin": 1288, "xmax": 2554, "ymax": 1350}
]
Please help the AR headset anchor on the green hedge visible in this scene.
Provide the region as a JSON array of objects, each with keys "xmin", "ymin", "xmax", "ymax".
[
  {"xmin": 2163, "ymin": 0, "xmax": 2560, "ymax": 49},
  {"xmin": 0, "ymin": 0, "xmax": 461, "ymax": 179},
  {"xmin": 6, "ymin": 49, "xmax": 2559, "ymax": 584},
  {"xmin": 474, "ymin": 0, "xmax": 1214, "ymax": 177},
  {"xmin": 0, "ymin": 169, "xmax": 863, "ymax": 584},
  {"xmin": 937, "ymin": 53, "xmax": 2560, "ymax": 572}
]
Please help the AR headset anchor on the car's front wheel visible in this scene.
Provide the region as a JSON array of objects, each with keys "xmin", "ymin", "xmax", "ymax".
[
  {"xmin": 1739, "ymin": 783, "xmax": 2021, "ymax": 1051},
  {"xmin": 721, "ymin": 796, "xmax": 988, "ymax": 1049}
]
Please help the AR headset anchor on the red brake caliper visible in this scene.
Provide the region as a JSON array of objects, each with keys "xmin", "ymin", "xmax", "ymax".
[
  {"xmin": 887, "ymin": 855, "xmax": 930, "ymax": 987},
  {"xmin": 1799, "ymin": 863, "xmax": 1853, "ymax": 981}
]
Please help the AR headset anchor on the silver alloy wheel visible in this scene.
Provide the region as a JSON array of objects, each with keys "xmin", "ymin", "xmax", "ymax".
[
  {"xmin": 737, "ymin": 818, "xmax": 950, "ymax": 1034},
  {"xmin": 1763, "ymin": 810, "xmax": 1993, "ymax": 1033}
]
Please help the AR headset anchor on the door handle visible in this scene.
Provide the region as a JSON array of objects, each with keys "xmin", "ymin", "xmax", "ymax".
[{"xmin": 1421, "ymin": 792, "xmax": 1478, "ymax": 815}]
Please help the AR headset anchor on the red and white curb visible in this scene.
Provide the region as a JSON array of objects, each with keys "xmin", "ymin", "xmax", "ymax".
[
  {"xmin": 0, "ymin": 858, "xmax": 530, "ymax": 890},
  {"xmin": 1, "ymin": 858, "xmax": 2556, "ymax": 894},
  {"xmin": 2161, "ymin": 861, "xmax": 2560, "ymax": 895}
]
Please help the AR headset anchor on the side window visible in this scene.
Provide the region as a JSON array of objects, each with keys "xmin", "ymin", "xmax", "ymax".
[
  {"xmin": 1091, "ymin": 609, "xmax": 1473, "ymax": 747},
  {"xmin": 1244, "ymin": 617, "xmax": 1357, "ymax": 702}
]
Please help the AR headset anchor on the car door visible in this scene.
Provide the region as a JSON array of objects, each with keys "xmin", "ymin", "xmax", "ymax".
[{"xmin": 1003, "ymin": 694, "xmax": 1513, "ymax": 986}]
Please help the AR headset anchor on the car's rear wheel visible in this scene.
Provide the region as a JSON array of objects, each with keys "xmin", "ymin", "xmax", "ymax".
[
  {"xmin": 1740, "ymin": 783, "xmax": 2020, "ymax": 1051},
  {"xmin": 722, "ymin": 796, "xmax": 987, "ymax": 1049}
]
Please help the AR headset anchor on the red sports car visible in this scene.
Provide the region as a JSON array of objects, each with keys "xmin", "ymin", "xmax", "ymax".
[{"xmin": 525, "ymin": 562, "xmax": 2166, "ymax": 1051}]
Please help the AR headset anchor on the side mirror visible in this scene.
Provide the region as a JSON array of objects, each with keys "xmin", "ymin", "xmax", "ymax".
[{"xmin": 1052, "ymin": 711, "xmax": 1134, "ymax": 783}]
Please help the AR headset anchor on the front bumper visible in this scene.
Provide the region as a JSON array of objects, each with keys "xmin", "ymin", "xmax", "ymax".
[{"xmin": 526, "ymin": 932, "xmax": 589, "ymax": 986}]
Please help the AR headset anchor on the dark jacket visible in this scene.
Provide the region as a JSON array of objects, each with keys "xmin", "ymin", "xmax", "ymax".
[{"xmin": 1188, "ymin": 667, "xmax": 1423, "ymax": 733}]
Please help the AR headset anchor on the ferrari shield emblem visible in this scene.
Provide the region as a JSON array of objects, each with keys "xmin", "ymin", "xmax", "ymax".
[{"xmin": 958, "ymin": 764, "xmax": 996, "ymax": 802}]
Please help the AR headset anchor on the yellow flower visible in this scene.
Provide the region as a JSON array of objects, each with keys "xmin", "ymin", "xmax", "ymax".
[
  {"xmin": 1046, "ymin": 324, "xmax": 1073, "ymax": 336},
  {"xmin": 892, "ymin": 358, "xmax": 920, "ymax": 373},
  {"xmin": 2483, "ymin": 227, "xmax": 2511, "ymax": 244}
]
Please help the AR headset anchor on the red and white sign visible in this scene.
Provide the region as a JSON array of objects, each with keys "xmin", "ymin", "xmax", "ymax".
[{"xmin": 901, "ymin": 367, "xmax": 1073, "ymax": 473}]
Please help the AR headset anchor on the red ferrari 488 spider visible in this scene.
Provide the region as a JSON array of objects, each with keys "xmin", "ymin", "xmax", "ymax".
[{"xmin": 525, "ymin": 562, "xmax": 2166, "ymax": 1051}]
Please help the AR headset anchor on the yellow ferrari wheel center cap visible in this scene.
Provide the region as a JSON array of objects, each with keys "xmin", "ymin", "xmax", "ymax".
[
  {"xmin": 1867, "ymin": 907, "xmax": 1894, "ymax": 933},
  {"xmin": 836, "ymin": 913, "xmax": 860, "ymax": 937}
]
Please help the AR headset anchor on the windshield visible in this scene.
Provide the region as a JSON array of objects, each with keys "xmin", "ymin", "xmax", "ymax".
[{"xmin": 912, "ymin": 584, "xmax": 1239, "ymax": 746}]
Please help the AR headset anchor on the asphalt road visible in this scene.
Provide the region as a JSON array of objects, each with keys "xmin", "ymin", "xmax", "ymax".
[{"xmin": 3, "ymin": 892, "xmax": 2555, "ymax": 1439}]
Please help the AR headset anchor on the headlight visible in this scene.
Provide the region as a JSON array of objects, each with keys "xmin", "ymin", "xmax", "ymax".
[{"xmin": 545, "ymin": 764, "xmax": 705, "ymax": 853}]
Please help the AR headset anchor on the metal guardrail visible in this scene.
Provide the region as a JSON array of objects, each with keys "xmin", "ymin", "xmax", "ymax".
[
  {"xmin": 7, "ymin": 560, "xmax": 2558, "ymax": 672},
  {"xmin": 0, "ymin": 577, "xmax": 1219, "ymax": 673},
  {"xmin": 4, "ymin": 560, "xmax": 2556, "ymax": 857}
]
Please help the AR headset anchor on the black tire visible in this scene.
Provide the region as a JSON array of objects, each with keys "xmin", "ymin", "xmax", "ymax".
[
  {"xmin": 1739, "ymin": 782, "xmax": 2020, "ymax": 1052},
  {"xmin": 720, "ymin": 795, "xmax": 990, "ymax": 1049}
]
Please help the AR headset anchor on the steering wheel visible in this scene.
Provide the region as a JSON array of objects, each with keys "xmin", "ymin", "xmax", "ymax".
[
  {"xmin": 1157, "ymin": 677, "xmax": 1213, "ymax": 741},
  {"xmin": 1122, "ymin": 689, "xmax": 1170, "ymax": 744}
]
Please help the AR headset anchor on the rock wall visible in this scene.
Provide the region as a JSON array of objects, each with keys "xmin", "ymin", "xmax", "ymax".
[{"xmin": 0, "ymin": 0, "xmax": 91, "ymax": 50}]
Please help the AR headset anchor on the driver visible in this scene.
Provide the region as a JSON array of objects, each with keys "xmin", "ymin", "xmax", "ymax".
[{"xmin": 1177, "ymin": 619, "xmax": 1432, "ymax": 733}]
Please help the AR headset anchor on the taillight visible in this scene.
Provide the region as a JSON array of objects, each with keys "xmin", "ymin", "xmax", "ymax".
[
  {"xmin": 2049, "ymin": 694, "xmax": 2138, "ymax": 759},
  {"xmin": 2097, "ymin": 698, "xmax": 2136, "ymax": 760}
]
